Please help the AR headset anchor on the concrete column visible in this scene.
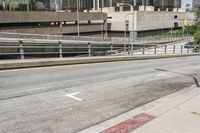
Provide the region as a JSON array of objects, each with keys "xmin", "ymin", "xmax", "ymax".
[
  {"xmin": 109, "ymin": 0, "xmax": 112, "ymax": 7},
  {"xmin": 97, "ymin": 0, "xmax": 100, "ymax": 11},
  {"xmin": 146, "ymin": 0, "xmax": 150, "ymax": 5},
  {"xmin": 102, "ymin": 0, "xmax": 104, "ymax": 8},
  {"xmin": 130, "ymin": 6, "xmax": 134, "ymax": 11},
  {"xmin": 59, "ymin": 0, "xmax": 62, "ymax": 11},
  {"xmin": 119, "ymin": 6, "xmax": 123, "ymax": 12},
  {"xmin": 27, "ymin": 3, "xmax": 29, "ymax": 11},
  {"xmin": 133, "ymin": 0, "xmax": 136, "ymax": 6},
  {"xmin": 3, "ymin": 0, "xmax": 6, "ymax": 10},
  {"xmin": 142, "ymin": 0, "xmax": 145, "ymax": 5},
  {"xmin": 55, "ymin": 0, "xmax": 59, "ymax": 11},
  {"xmin": 93, "ymin": 0, "xmax": 96, "ymax": 10}
]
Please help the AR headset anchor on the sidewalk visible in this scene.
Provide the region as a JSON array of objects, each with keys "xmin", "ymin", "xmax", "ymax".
[{"xmin": 79, "ymin": 85, "xmax": 200, "ymax": 133}]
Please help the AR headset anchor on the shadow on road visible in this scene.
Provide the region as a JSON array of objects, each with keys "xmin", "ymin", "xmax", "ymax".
[{"xmin": 155, "ymin": 68, "xmax": 200, "ymax": 88}]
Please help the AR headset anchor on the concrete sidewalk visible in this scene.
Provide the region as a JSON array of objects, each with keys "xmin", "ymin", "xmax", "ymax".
[
  {"xmin": 79, "ymin": 85, "xmax": 200, "ymax": 133},
  {"xmin": 0, "ymin": 53, "xmax": 200, "ymax": 70}
]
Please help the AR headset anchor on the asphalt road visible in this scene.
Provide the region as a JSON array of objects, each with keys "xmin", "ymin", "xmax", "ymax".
[{"xmin": 0, "ymin": 56, "xmax": 200, "ymax": 133}]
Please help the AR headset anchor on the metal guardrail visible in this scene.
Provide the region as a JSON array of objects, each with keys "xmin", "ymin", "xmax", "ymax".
[
  {"xmin": 0, "ymin": 32, "xmax": 194, "ymax": 45},
  {"xmin": 0, "ymin": 40, "xmax": 198, "ymax": 60},
  {"xmin": 0, "ymin": 32, "xmax": 195, "ymax": 59}
]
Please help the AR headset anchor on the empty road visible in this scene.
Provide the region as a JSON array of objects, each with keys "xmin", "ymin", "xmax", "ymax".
[{"xmin": 0, "ymin": 56, "xmax": 200, "ymax": 133}]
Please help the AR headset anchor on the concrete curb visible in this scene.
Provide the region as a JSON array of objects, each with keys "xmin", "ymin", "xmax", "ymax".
[{"xmin": 0, "ymin": 53, "xmax": 199, "ymax": 70}]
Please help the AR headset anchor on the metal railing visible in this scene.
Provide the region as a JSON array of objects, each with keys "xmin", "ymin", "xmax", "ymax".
[
  {"xmin": 0, "ymin": 40, "xmax": 198, "ymax": 60},
  {"xmin": 0, "ymin": 32, "xmax": 193, "ymax": 45}
]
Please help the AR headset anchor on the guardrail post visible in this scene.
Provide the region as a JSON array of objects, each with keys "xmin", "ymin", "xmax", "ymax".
[
  {"xmin": 154, "ymin": 45, "xmax": 157, "ymax": 54},
  {"xmin": 88, "ymin": 43, "xmax": 91, "ymax": 56},
  {"xmin": 187, "ymin": 48, "xmax": 189, "ymax": 53},
  {"xmin": 128, "ymin": 45, "xmax": 131, "ymax": 55},
  {"xmin": 110, "ymin": 43, "xmax": 113, "ymax": 55},
  {"xmin": 59, "ymin": 42, "xmax": 63, "ymax": 58},
  {"xmin": 131, "ymin": 44, "xmax": 133, "ymax": 55},
  {"xmin": 181, "ymin": 46, "xmax": 183, "ymax": 53},
  {"xmin": 19, "ymin": 40, "xmax": 24, "ymax": 59},
  {"xmin": 164, "ymin": 45, "xmax": 167, "ymax": 54},
  {"xmin": 173, "ymin": 45, "xmax": 175, "ymax": 54},
  {"xmin": 142, "ymin": 47, "xmax": 145, "ymax": 55},
  {"xmin": 124, "ymin": 44, "xmax": 126, "ymax": 52}
]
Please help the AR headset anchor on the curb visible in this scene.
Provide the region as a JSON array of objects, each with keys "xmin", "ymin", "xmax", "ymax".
[{"xmin": 0, "ymin": 53, "xmax": 199, "ymax": 70}]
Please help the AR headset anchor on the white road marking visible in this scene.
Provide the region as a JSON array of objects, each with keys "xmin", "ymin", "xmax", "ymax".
[
  {"xmin": 156, "ymin": 73, "xmax": 173, "ymax": 77},
  {"xmin": 66, "ymin": 92, "xmax": 82, "ymax": 101},
  {"xmin": 156, "ymin": 73, "xmax": 167, "ymax": 77}
]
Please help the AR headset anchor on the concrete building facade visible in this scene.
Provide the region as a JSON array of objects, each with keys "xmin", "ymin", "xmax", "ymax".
[
  {"xmin": 0, "ymin": 11, "xmax": 107, "ymax": 36},
  {"xmin": 153, "ymin": 0, "xmax": 181, "ymax": 10},
  {"xmin": 0, "ymin": 0, "xmax": 183, "ymax": 11},
  {"xmin": 107, "ymin": 10, "xmax": 194, "ymax": 37}
]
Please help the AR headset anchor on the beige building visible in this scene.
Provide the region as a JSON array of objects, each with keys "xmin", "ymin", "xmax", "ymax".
[{"xmin": 105, "ymin": 7, "xmax": 194, "ymax": 37}]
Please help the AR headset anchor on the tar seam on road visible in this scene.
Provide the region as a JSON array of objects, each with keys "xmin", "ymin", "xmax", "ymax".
[{"xmin": 155, "ymin": 68, "xmax": 200, "ymax": 88}]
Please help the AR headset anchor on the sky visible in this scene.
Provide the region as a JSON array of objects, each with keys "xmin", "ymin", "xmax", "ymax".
[{"xmin": 181, "ymin": 0, "xmax": 192, "ymax": 8}]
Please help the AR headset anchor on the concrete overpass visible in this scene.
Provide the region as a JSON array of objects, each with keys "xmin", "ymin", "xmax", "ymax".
[{"xmin": 0, "ymin": 11, "xmax": 107, "ymax": 36}]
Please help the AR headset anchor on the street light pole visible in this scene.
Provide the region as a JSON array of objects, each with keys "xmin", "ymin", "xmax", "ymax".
[
  {"xmin": 76, "ymin": 0, "xmax": 80, "ymax": 37},
  {"xmin": 120, "ymin": 2, "xmax": 135, "ymax": 54},
  {"xmin": 101, "ymin": 0, "xmax": 104, "ymax": 38},
  {"xmin": 124, "ymin": 12, "xmax": 134, "ymax": 54},
  {"xmin": 124, "ymin": 15, "xmax": 128, "ymax": 52}
]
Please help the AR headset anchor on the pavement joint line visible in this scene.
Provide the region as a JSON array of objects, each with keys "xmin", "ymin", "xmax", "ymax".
[
  {"xmin": 78, "ymin": 85, "xmax": 200, "ymax": 133},
  {"xmin": 66, "ymin": 92, "xmax": 82, "ymax": 102}
]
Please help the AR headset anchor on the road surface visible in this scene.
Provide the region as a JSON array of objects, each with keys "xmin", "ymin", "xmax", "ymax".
[{"xmin": 0, "ymin": 56, "xmax": 200, "ymax": 133}]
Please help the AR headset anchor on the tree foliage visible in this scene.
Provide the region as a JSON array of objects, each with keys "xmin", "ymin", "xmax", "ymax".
[
  {"xmin": 185, "ymin": 25, "xmax": 197, "ymax": 35},
  {"xmin": 188, "ymin": 5, "xmax": 200, "ymax": 45},
  {"xmin": 195, "ymin": 5, "xmax": 200, "ymax": 21},
  {"xmin": 194, "ymin": 31, "xmax": 200, "ymax": 46}
]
